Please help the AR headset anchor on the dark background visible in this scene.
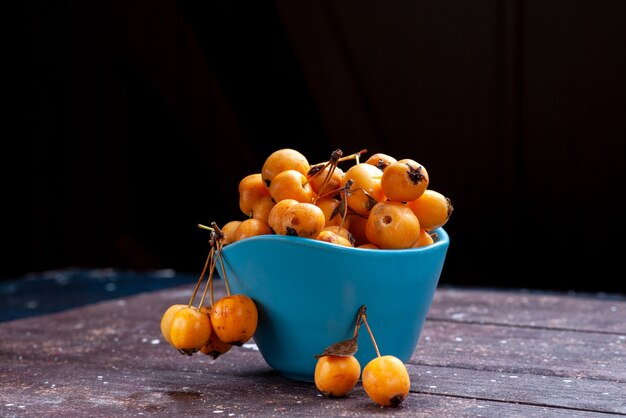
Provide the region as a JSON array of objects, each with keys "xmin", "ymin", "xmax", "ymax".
[{"xmin": 9, "ymin": 0, "xmax": 626, "ymax": 294}]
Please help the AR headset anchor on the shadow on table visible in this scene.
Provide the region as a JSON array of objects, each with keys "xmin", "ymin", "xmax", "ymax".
[{"xmin": 0, "ymin": 268, "xmax": 199, "ymax": 322}]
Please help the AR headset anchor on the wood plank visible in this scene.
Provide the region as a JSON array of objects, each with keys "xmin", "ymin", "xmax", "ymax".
[
  {"xmin": 410, "ymin": 364, "xmax": 626, "ymax": 415},
  {"xmin": 2, "ymin": 286, "xmax": 624, "ymax": 417},
  {"xmin": 1, "ymin": 369, "xmax": 616, "ymax": 418},
  {"xmin": 412, "ymin": 320, "xmax": 626, "ymax": 382},
  {"xmin": 428, "ymin": 287, "xmax": 626, "ymax": 333},
  {"xmin": 0, "ymin": 331, "xmax": 617, "ymax": 417},
  {"xmin": 3, "ymin": 360, "xmax": 617, "ymax": 418}
]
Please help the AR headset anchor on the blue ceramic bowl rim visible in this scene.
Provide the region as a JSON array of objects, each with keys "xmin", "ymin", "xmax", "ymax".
[{"xmin": 221, "ymin": 227, "xmax": 449, "ymax": 255}]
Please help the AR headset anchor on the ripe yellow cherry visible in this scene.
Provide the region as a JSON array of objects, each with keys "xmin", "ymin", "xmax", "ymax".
[
  {"xmin": 195, "ymin": 307, "xmax": 232, "ymax": 359},
  {"xmin": 407, "ymin": 189, "xmax": 453, "ymax": 231},
  {"xmin": 169, "ymin": 306, "xmax": 212, "ymax": 352},
  {"xmin": 316, "ymin": 230, "xmax": 353, "ymax": 247},
  {"xmin": 411, "ymin": 229, "xmax": 434, "ymax": 248},
  {"xmin": 200, "ymin": 331, "xmax": 233, "ymax": 359},
  {"xmin": 281, "ymin": 202, "xmax": 325, "ymax": 238},
  {"xmin": 267, "ymin": 198, "xmax": 299, "ymax": 235},
  {"xmin": 362, "ymin": 355, "xmax": 410, "ymax": 407},
  {"xmin": 239, "ymin": 173, "xmax": 271, "ymax": 217},
  {"xmin": 209, "ymin": 294, "xmax": 258, "ymax": 346},
  {"xmin": 365, "ymin": 201, "xmax": 420, "ymax": 249},
  {"xmin": 269, "ymin": 169, "xmax": 314, "ymax": 203},
  {"xmin": 341, "ymin": 163, "xmax": 385, "ymax": 216},
  {"xmin": 249, "ymin": 195, "xmax": 275, "ymax": 224},
  {"xmin": 261, "ymin": 148, "xmax": 310, "ymax": 188},
  {"xmin": 365, "ymin": 153, "xmax": 397, "ymax": 171},
  {"xmin": 320, "ymin": 226, "xmax": 354, "ymax": 245},
  {"xmin": 357, "ymin": 243, "xmax": 380, "ymax": 249},
  {"xmin": 347, "ymin": 214, "xmax": 369, "ymax": 247},
  {"xmin": 307, "ymin": 164, "xmax": 344, "ymax": 196},
  {"xmin": 233, "ymin": 218, "xmax": 272, "ymax": 242},
  {"xmin": 160, "ymin": 304, "xmax": 187, "ymax": 344},
  {"xmin": 315, "ymin": 197, "xmax": 350, "ymax": 229},
  {"xmin": 220, "ymin": 220, "xmax": 242, "ymax": 245},
  {"xmin": 314, "ymin": 355, "xmax": 361, "ymax": 397},
  {"xmin": 380, "ymin": 159, "xmax": 429, "ymax": 202}
]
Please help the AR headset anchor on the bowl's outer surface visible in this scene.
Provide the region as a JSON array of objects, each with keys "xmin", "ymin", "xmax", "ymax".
[{"xmin": 217, "ymin": 228, "xmax": 449, "ymax": 382}]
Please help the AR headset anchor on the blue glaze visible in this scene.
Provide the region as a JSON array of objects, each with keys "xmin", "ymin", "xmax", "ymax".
[{"xmin": 217, "ymin": 228, "xmax": 450, "ymax": 382}]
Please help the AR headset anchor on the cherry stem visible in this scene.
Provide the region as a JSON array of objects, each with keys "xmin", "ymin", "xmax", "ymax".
[
  {"xmin": 353, "ymin": 149, "xmax": 367, "ymax": 164},
  {"xmin": 197, "ymin": 248, "xmax": 218, "ymax": 309},
  {"xmin": 210, "ymin": 264, "xmax": 215, "ymax": 306},
  {"xmin": 339, "ymin": 180, "xmax": 354, "ymax": 231},
  {"xmin": 309, "ymin": 148, "xmax": 367, "ymax": 201},
  {"xmin": 317, "ymin": 164, "xmax": 338, "ymax": 200},
  {"xmin": 188, "ymin": 246, "xmax": 214, "ymax": 307},
  {"xmin": 210, "ymin": 221, "xmax": 225, "ymax": 240},
  {"xmin": 195, "ymin": 222, "xmax": 228, "ymax": 306},
  {"xmin": 345, "ymin": 148, "xmax": 367, "ymax": 163},
  {"xmin": 311, "ymin": 149, "xmax": 342, "ymax": 203},
  {"xmin": 217, "ymin": 241, "xmax": 231, "ymax": 296},
  {"xmin": 316, "ymin": 178, "xmax": 353, "ymax": 201},
  {"xmin": 353, "ymin": 305, "xmax": 367, "ymax": 338},
  {"xmin": 361, "ymin": 310, "xmax": 381, "ymax": 358},
  {"xmin": 316, "ymin": 149, "xmax": 367, "ymax": 166}
]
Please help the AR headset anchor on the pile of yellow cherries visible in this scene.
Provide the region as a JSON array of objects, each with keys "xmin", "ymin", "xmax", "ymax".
[{"xmin": 223, "ymin": 148, "xmax": 453, "ymax": 250}]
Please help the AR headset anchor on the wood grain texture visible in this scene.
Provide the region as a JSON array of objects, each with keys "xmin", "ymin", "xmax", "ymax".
[
  {"xmin": 429, "ymin": 287, "xmax": 626, "ymax": 333},
  {"xmin": 1, "ymin": 283, "xmax": 624, "ymax": 417}
]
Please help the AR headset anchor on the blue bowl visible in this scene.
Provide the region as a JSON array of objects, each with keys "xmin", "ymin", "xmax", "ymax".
[{"xmin": 217, "ymin": 227, "xmax": 450, "ymax": 382}]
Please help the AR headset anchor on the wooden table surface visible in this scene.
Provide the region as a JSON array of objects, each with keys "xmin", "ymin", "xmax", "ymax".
[{"xmin": 1, "ymin": 278, "xmax": 625, "ymax": 417}]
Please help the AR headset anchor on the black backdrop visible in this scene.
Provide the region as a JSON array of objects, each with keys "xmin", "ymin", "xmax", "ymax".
[{"xmin": 9, "ymin": 1, "xmax": 626, "ymax": 294}]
